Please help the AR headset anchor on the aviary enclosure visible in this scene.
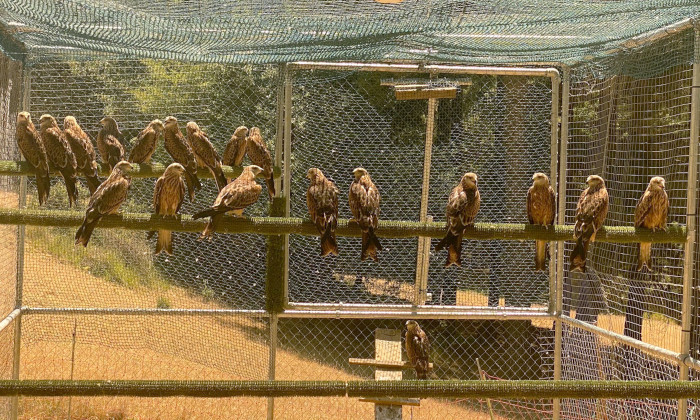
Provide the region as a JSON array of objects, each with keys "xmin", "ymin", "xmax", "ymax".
[{"xmin": 0, "ymin": 1, "xmax": 699, "ymax": 419}]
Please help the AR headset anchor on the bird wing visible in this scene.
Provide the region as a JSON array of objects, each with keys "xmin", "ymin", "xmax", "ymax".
[
  {"xmin": 129, "ymin": 128, "xmax": 155, "ymax": 163},
  {"xmin": 413, "ymin": 330, "xmax": 430, "ymax": 360},
  {"xmin": 153, "ymin": 176, "xmax": 164, "ymax": 215},
  {"xmin": 360, "ymin": 176, "xmax": 380, "ymax": 228},
  {"xmin": 223, "ymin": 135, "xmax": 246, "ymax": 167},
  {"xmin": 220, "ymin": 177, "xmax": 262, "ymax": 210},
  {"xmin": 64, "ymin": 128, "xmax": 92, "ymax": 171},
  {"xmin": 165, "ymin": 131, "xmax": 198, "ymax": 174},
  {"xmin": 526, "ymin": 186, "xmax": 534, "ymax": 224},
  {"xmin": 190, "ymin": 131, "xmax": 221, "ymax": 168},
  {"xmin": 247, "ymin": 137, "xmax": 273, "ymax": 177},
  {"xmin": 635, "ymin": 190, "xmax": 653, "ymax": 228},
  {"xmin": 89, "ymin": 175, "xmax": 129, "ymax": 216},
  {"xmin": 17, "ymin": 126, "xmax": 48, "ymax": 170}
]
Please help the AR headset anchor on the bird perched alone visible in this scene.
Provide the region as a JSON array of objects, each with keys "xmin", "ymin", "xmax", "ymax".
[
  {"xmin": 129, "ymin": 119, "xmax": 164, "ymax": 164},
  {"xmin": 405, "ymin": 320, "xmax": 430, "ymax": 380},
  {"xmin": 97, "ymin": 117, "xmax": 126, "ymax": 171},
  {"xmin": 75, "ymin": 161, "xmax": 133, "ymax": 247},
  {"xmin": 527, "ymin": 172, "xmax": 556, "ymax": 271},
  {"xmin": 570, "ymin": 175, "xmax": 609, "ymax": 273},
  {"xmin": 64, "ymin": 116, "xmax": 101, "ymax": 195},
  {"xmin": 306, "ymin": 168, "xmax": 339, "ymax": 256},
  {"xmin": 148, "ymin": 163, "xmax": 186, "ymax": 255},
  {"xmin": 635, "ymin": 176, "xmax": 668, "ymax": 271},
  {"xmin": 185, "ymin": 121, "xmax": 227, "ymax": 191},
  {"xmin": 348, "ymin": 167, "xmax": 382, "ymax": 261},
  {"xmin": 16, "ymin": 112, "xmax": 50, "ymax": 205},
  {"xmin": 163, "ymin": 116, "xmax": 201, "ymax": 202},
  {"xmin": 246, "ymin": 127, "xmax": 275, "ymax": 199},
  {"xmin": 39, "ymin": 114, "xmax": 79, "ymax": 207},
  {"xmin": 435, "ymin": 172, "xmax": 481, "ymax": 267},
  {"xmin": 223, "ymin": 126, "xmax": 248, "ymax": 170},
  {"xmin": 193, "ymin": 165, "xmax": 263, "ymax": 239}
]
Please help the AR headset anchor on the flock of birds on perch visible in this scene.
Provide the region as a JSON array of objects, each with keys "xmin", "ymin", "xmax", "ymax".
[{"xmin": 16, "ymin": 112, "xmax": 669, "ymax": 273}]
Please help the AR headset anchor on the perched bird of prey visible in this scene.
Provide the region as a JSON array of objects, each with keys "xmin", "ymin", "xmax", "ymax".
[
  {"xmin": 405, "ymin": 320, "xmax": 430, "ymax": 380},
  {"xmin": 129, "ymin": 119, "xmax": 164, "ymax": 164},
  {"xmin": 570, "ymin": 175, "xmax": 609, "ymax": 273},
  {"xmin": 163, "ymin": 116, "xmax": 201, "ymax": 202},
  {"xmin": 635, "ymin": 176, "xmax": 668, "ymax": 271},
  {"xmin": 39, "ymin": 114, "xmax": 79, "ymax": 207},
  {"xmin": 435, "ymin": 172, "xmax": 481, "ymax": 267},
  {"xmin": 75, "ymin": 161, "xmax": 132, "ymax": 247},
  {"xmin": 306, "ymin": 168, "xmax": 339, "ymax": 256},
  {"xmin": 16, "ymin": 112, "xmax": 50, "ymax": 205},
  {"xmin": 246, "ymin": 127, "xmax": 275, "ymax": 199},
  {"xmin": 148, "ymin": 163, "xmax": 186, "ymax": 255},
  {"xmin": 185, "ymin": 121, "xmax": 227, "ymax": 191},
  {"xmin": 64, "ymin": 116, "xmax": 100, "ymax": 195},
  {"xmin": 97, "ymin": 117, "xmax": 126, "ymax": 171},
  {"xmin": 527, "ymin": 172, "xmax": 556, "ymax": 271},
  {"xmin": 192, "ymin": 165, "xmax": 263, "ymax": 239},
  {"xmin": 348, "ymin": 167, "xmax": 382, "ymax": 261},
  {"xmin": 222, "ymin": 126, "xmax": 248, "ymax": 168}
]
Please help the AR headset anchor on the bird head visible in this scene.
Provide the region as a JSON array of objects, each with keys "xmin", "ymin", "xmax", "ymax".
[
  {"xmin": 233, "ymin": 126, "xmax": 249, "ymax": 139},
  {"xmin": 164, "ymin": 116, "xmax": 178, "ymax": 129},
  {"xmin": 405, "ymin": 320, "xmax": 419, "ymax": 332},
  {"xmin": 113, "ymin": 160, "xmax": 133, "ymax": 174},
  {"xmin": 151, "ymin": 119, "xmax": 165, "ymax": 132},
  {"xmin": 63, "ymin": 115, "xmax": 78, "ymax": 130},
  {"xmin": 585, "ymin": 175, "xmax": 605, "ymax": 189},
  {"xmin": 532, "ymin": 172, "xmax": 549, "ymax": 186},
  {"xmin": 352, "ymin": 167, "xmax": 368, "ymax": 181},
  {"xmin": 38, "ymin": 114, "xmax": 58, "ymax": 129},
  {"xmin": 185, "ymin": 121, "xmax": 199, "ymax": 135},
  {"xmin": 249, "ymin": 126, "xmax": 261, "ymax": 137},
  {"xmin": 461, "ymin": 172, "xmax": 478, "ymax": 189},
  {"xmin": 247, "ymin": 165, "xmax": 264, "ymax": 178},
  {"xmin": 165, "ymin": 162, "xmax": 186, "ymax": 176},
  {"xmin": 100, "ymin": 117, "xmax": 121, "ymax": 135},
  {"xmin": 307, "ymin": 167, "xmax": 321, "ymax": 181},
  {"xmin": 649, "ymin": 176, "xmax": 666, "ymax": 190},
  {"xmin": 17, "ymin": 111, "xmax": 31, "ymax": 125}
]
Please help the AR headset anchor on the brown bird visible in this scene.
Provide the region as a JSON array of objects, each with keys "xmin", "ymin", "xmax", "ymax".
[
  {"xmin": 75, "ymin": 161, "xmax": 133, "ymax": 247},
  {"xmin": 16, "ymin": 112, "xmax": 50, "ymax": 205},
  {"xmin": 97, "ymin": 117, "xmax": 126, "ymax": 171},
  {"xmin": 635, "ymin": 176, "xmax": 669, "ymax": 271},
  {"xmin": 39, "ymin": 114, "xmax": 79, "ymax": 207},
  {"xmin": 163, "ymin": 116, "xmax": 201, "ymax": 202},
  {"xmin": 527, "ymin": 172, "xmax": 556, "ymax": 271},
  {"xmin": 435, "ymin": 172, "xmax": 481, "ymax": 267},
  {"xmin": 222, "ymin": 125, "xmax": 248, "ymax": 169},
  {"xmin": 306, "ymin": 168, "xmax": 339, "ymax": 256},
  {"xmin": 246, "ymin": 127, "xmax": 275, "ymax": 199},
  {"xmin": 192, "ymin": 165, "xmax": 263, "ymax": 239},
  {"xmin": 405, "ymin": 320, "xmax": 431, "ymax": 380},
  {"xmin": 570, "ymin": 175, "xmax": 609, "ymax": 273},
  {"xmin": 185, "ymin": 121, "xmax": 228, "ymax": 191},
  {"xmin": 129, "ymin": 119, "xmax": 164, "ymax": 164},
  {"xmin": 63, "ymin": 116, "xmax": 101, "ymax": 195},
  {"xmin": 148, "ymin": 163, "xmax": 186, "ymax": 255},
  {"xmin": 348, "ymin": 167, "xmax": 382, "ymax": 261}
]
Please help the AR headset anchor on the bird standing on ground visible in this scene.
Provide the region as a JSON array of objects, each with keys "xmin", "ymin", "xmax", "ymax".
[
  {"xmin": 149, "ymin": 163, "xmax": 186, "ymax": 255},
  {"xmin": 16, "ymin": 112, "xmax": 50, "ymax": 205},
  {"xmin": 435, "ymin": 172, "xmax": 481, "ymax": 267},
  {"xmin": 405, "ymin": 320, "xmax": 430, "ymax": 380},
  {"xmin": 570, "ymin": 175, "xmax": 609, "ymax": 273},
  {"xmin": 635, "ymin": 176, "xmax": 668, "ymax": 271},
  {"xmin": 129, "ymin": 119, "xmax": 164, "ymax": 165},
  {"xmin": 185, "ymin": 121, "xmax": 227, "ymax": 191},
  {"xmin": 97, "ymin": 117, "xmax": 126, "ymax": 171},
  {"xmin": 246, "ymin": 127, "xmax": 275, "ymax": 199},
  {"xmin": 306, "ymin": 168, "xmax": 339, "ymax": 256},
  {"xmin": 64, "ymin": 116, "xmax": 101, "ymax": 195},
  {"xmin": 527, "ymin": 172, "xmax": 556, "ymax": 271},
  {"xmin": 75, "ymin": 161, "xmax": 133, "ymax": 247},
  {"xmin": 163, "ymin": 116, "xmax": 201, "ymax": 202},
  {"xmin": 348, "ymin": 167, "xmax": 381, "ymax": 261},
  {"xmin": 39, "ymin": 114, "xmax": 79, "ymax": 207},
  {"xmin": 192, "ymin": 165, "xmax": 263, "ymax": 239},
  {"xmin": 223, "ymin": 126, "xmax": 248, "ymax": 169}
]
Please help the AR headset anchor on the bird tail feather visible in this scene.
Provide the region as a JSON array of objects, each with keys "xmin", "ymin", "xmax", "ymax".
[
  {"xmin": 213, "ymin": 166, "xmax": 228, "ymax": 192},
  {"xmin": 64, "ymin": 172, "xmax": 79, "ymax": 208},
  {"xmin": 638, "ymin": 242, "xmax": 652, "ymax": 272},
  {"xmin": 155, "ymin": 230, "xmax": 173, "ymax": 255},
  {"xmin": 192, "ymin": 207, "xmax": 224, "ymax": 220},
  {"xmin": 436, "ymin": 230, "xmax": 463, "ymax": 267},
  {"xmin": 320, "ymin": 216, "xmax": 339, "ymax": 257},
  {"xmin": 75, "ymin": 217, "xmax": 98, "ymax": 247},
  {"xmin": 570, "ymin": 237, "xmax": 590, "ymax": 273},
  {"xmin": 361, "ymin": 228, "xmax": 381, "ymax": 261},
  {"xmin": 85, "ymin": 172, "xmax": 101, "ymax": 196},
  {"xmin": 36, "ymin": 172, "xmax": 50, "ymax": 206},
  {"xmin": 266, "ymin": 174, "xmax": 276, "ymax": 199},
  {"xmin": 200, "ymin": 214, "xmax": 223, "ymax": 239},
  {"xmin": 535, "ymin": 240, "xmax": 548, "ymax": 271},
  {"xmin": 184, "ymin": 172, "xmax": 196, "ymax": 202}
]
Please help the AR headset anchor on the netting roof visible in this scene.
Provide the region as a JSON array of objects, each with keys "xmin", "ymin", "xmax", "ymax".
[{"xmin": 0, "ymin": 1, "xmax": 699, "ymax": 66}]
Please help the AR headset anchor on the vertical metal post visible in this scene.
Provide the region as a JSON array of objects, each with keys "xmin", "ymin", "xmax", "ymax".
[
  {"xmin": 548, "ymin": 73, "xmax": 561, "ymax": 314},
  {"xmin": 282, "ymin": 66, "xmax": 293, "ymax": 306},
  {"xmin": 414, "ymin": 81, "xmax": 437, "ymax": 306},
  {"xmin": 552, "ymin": 66, "xmax": 569, "ymax": 420},
  {"xmin": 267, "ymin": 313, "xmax": 278, "ymax": 420},
  {"xmin": 274, "ymin": 64, "xmax": 285, "ymax": 198},
  {"xmin": 679, "ymin": 25, "xmax": 700, "ymax": 420}
]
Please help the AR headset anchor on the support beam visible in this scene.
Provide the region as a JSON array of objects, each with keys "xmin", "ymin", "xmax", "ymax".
[{"xmin": 0, "ymin": 208, "xmax": 686, "ymax": 242}]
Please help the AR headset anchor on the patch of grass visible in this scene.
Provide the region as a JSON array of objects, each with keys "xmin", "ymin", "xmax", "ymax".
[{"xmin": 157, "ymin": 296, "xmax": 171, "ymax": 309}]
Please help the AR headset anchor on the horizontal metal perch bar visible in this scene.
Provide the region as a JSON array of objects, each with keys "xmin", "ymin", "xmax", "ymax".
[
  {"xmin": 0, "ymin": 160, "xmax": 281, "ymax": 179},
  {"xmin": 0, "ymin": 208, "xmax": 687, "ymax": 242},
  {"xmin": 2, "ymin": 380, "xmax": 700, "ymax": 399}
]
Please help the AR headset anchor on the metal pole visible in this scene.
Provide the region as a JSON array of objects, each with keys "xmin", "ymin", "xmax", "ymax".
[
  {"xmin": 289, "ymin": 62, "xmax": 559, "ymax": 78},
  {"xmin": 282, "ymin": 65, "xmax": 293, "ymax": 307},
  {"xmin": 274, "ymin": 64, "xmax": 285, "ymax": 197},
  {"xmin": 267, "ymin": 313, "xmax": 278, "ymax": 420},
  {"xmin": 548, "ymin": 73, "xmax": 561, "ymax": 315},
  {"xmin": 552, "ymin": 65, "xmax": 569, "ymax": 420},
  {"xmin": 679, "ymin": 25, "xmax": 700, "ymax": 420},
  {"xmin": 414, "ymin": 77, "xmax": 437, "ymax": 305}
]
